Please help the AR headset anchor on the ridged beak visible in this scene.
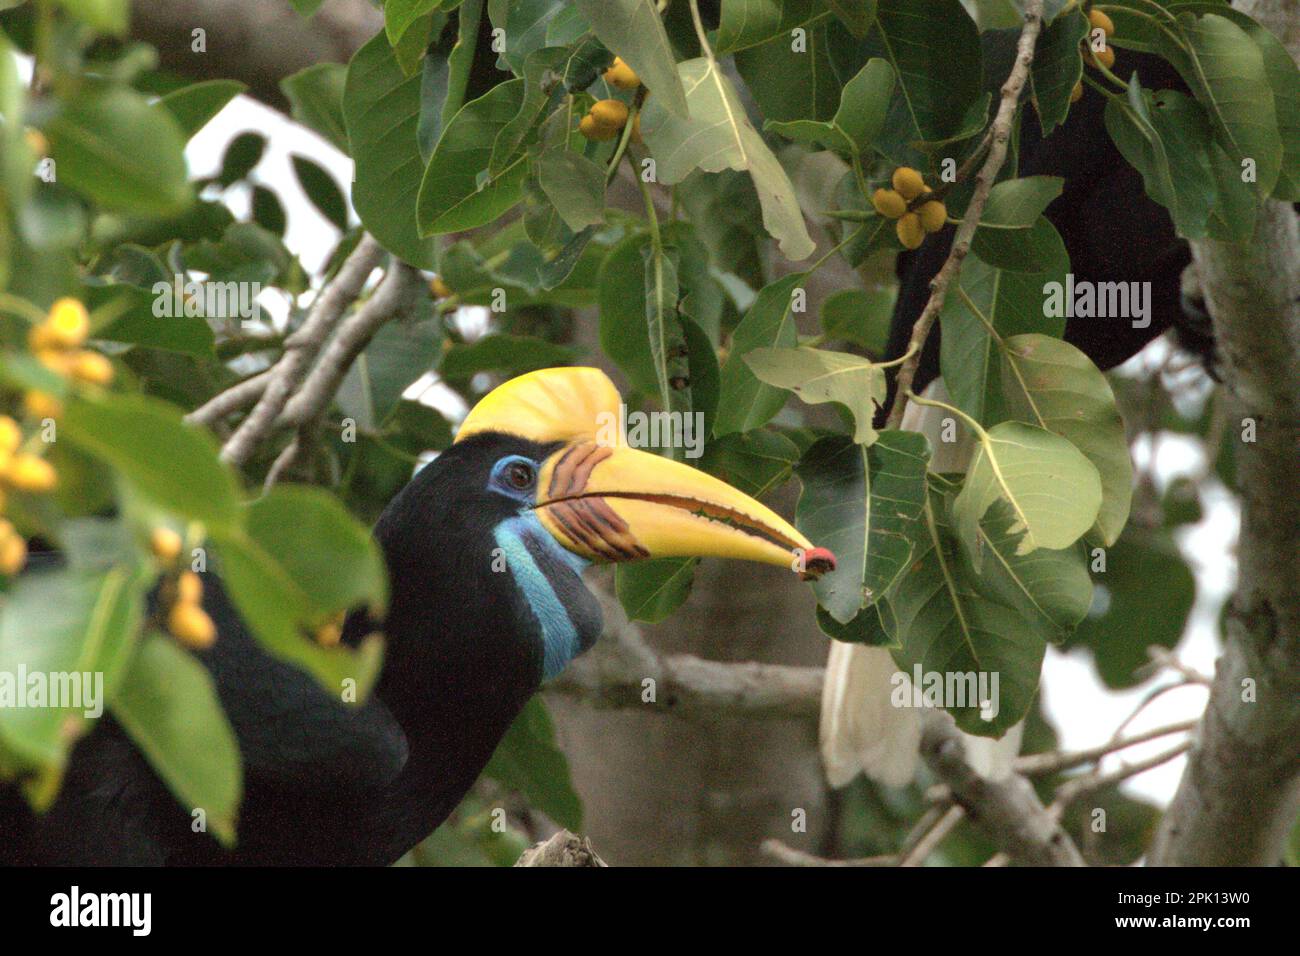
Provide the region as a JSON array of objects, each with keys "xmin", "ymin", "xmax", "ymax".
[{"xmin": 534, "ymin": 442, "xmax": 836, "ymax": 579}]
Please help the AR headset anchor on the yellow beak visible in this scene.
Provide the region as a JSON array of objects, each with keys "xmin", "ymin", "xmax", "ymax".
[{"xmin": 534, "ymin": 442, "xmax": 836, "ymax": 578}]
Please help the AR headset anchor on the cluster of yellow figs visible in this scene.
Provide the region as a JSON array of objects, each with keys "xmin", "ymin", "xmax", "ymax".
[
  {"xmin": 151, "ymin": 527, "xmax": 217, "ymax": 650},
  {"xmin": 0, "ymin": 413, "xmax": 59, "ymax": 575},
  {"xmin": 872, "ymin": 167, "xmax": 948, "ymax": 250},
  {"xmin": 29, "ymin": 298, "xmax": 114, "ymax": 389},
  {"xmin": 579, "ymin": 57, "xmax": 641, "ymax": 142},
  {"xmin": 1072, "ymin": 8, "xmax": 1117, "ymax": 102}
]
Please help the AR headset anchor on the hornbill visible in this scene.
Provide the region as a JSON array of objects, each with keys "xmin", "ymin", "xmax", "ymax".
[{"xmin": 1, "ymin": 367, "xmax": 835, "ymax": 865}]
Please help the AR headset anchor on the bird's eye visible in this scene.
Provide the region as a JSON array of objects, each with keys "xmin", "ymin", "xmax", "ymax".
[{"xmin": 505, "ymin": 460, "xmax": 535, "ymax": 490}]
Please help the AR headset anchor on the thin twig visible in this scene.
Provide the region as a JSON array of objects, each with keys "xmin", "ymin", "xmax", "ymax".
[
  {"xmin": 760, "ymin": 839, "xmax": 897, "ymax": 867},
  {"xmin": 185, "ymin": 369, "xmax": 272, "ymax": 426},
  {"xmin": 1015, "ymin": 720, "xmax": 1198, "ymax": 777},
  {"xmin": 898, "ymin": 804, "xmax": 965, "ymax": 867},
  {"xmin": 886, "ymin": 0, "xmax": 1045, "ymax": 429},
  {"xmin": 1050, "ymin": 741, "xmax": 1193, "ymax": 818}
]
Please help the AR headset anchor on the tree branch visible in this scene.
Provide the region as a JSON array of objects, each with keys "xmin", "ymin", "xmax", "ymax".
[
  {"xmin": 130, "ymin": 0, "xmax": 381, "ymax": 108},
  {"xmin": 218, "ymin": 234, "xmax": 384, "ymax": 466},
  {"xmin": 885, "ymin": 0, "xmax": 1044, "ymax": 428},
  {"xmin": 1147, "ymin": 0, "xmax": 1300, "ymax": 867},
  {"xmin": 920, "ymin": 712, "xmax": 1085, "ymax": 866}
]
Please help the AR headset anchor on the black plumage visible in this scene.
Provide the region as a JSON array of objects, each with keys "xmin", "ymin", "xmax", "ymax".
[{"xmin": 2, "ymin": 432, "xmax": 602, "ymax": 865}]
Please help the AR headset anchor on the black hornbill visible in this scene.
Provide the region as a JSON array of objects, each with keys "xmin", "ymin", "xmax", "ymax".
[{"xmin": 0, "ymin": 367, "xmax": 835, "ymax": 865}]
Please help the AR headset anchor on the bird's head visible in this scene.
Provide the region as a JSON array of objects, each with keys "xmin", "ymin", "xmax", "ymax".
[{"xmin": 373, "ymin": 367, "xmax": 835, "ymax": 684}]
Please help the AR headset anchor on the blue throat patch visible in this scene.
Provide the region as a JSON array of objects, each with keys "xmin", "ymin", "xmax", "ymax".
[{"xmin": 492, "ymin": 513, "xmax": 591, "ymax": 680}]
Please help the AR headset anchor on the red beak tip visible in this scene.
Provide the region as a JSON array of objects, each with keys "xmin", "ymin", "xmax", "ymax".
[{"xmin": 800, "ymin": 546, "xmax": 837, "ymax": 580}]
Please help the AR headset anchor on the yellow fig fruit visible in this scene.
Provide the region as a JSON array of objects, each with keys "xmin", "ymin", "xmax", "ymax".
[
  {"xmin": 589, "ymin": 98, "xmax": 629, "ymax": 130},
  {"xmin": 579, "ymin": 113, "xmax": 618, "ymax": 141},
  {"xmin": 0, "ymin": 417, "xmax": 21, "ymax": 456},
  {"xmin": 316, "ymin": 622, "xmax": 343, "ymax": 647},
  {"xmin": 43, "ymin": 298, "xmax": 90, "ymax": 349},
  {"xmin": 918, "ymin": 200, "xmax": 948, "ymax": 233},
  {"xmin": 896, "ymin": 213, "xmax": 925, "ymax": 250},
  {"xmin": 23, "ymin": 391, "xmax": 63, "ymax": 421},
  {"xmin": 892, "ymin": 166, "xmax": 927, "ymax": 201},
  {"xmin": 1070, "ymin": 80, "xmax": 1084, "ymax": 103},
  {"xmin": 630, "ymin": 111, "xmax": 642, "ymax": 144},
  {"xmin": 24, "ymin": 128, "xmax": 47, "ymax": 156},
  {"xmin": 169, "ymin": 602, "xmax": 216, "ymax": 649},
  {"xmin": 1088, "ymin": 9, "xmax": 1115, "ymax": 38},
  {"xmin": 872, "ymin": 188, "xmax": 908, "ymax": 219},
  {"xmin": 4, "ymin": 454, "xmax": 56, "ymax": 493},
  {"xmin": 1090, "ymin": 45, "xmax": 1115, "ymax": 70},
  {"xmin": 70, "ymin": 351, "xmax": 114, "ymax": 386},
  {"xmin": 430, "ymin": 276, "xmax": 452, "ymax": 300},
  {"xmin": 178, "ymin": 570, "xmax": 204, "ymax": 605},
  {"xmin": 604, "ymin": 57, "xmax": 641, "ymax": 91},
  {"xmin": 151, "ymin": 527, "xmax": 183, "ymax": 563},
  {"xmin": 0, "ymin": 532, "xmax": 26, "ymax": 577}
]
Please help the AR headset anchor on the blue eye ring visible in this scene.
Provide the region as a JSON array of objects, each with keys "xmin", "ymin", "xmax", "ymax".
[{"xmin": 491, "ymin": 455, "xmax": 538, "ymax": 494}]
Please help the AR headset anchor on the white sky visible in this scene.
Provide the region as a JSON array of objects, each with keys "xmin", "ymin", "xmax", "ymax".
[{"xmin": 184, "ymin": 94, "xmax": 1235, "ymax": 808}]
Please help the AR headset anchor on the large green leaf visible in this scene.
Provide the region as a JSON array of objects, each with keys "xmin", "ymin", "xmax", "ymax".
[
  {"xmin": 112, "ymin": 633, "xmax": 243, "ymax": 846},
  {"xmin": 640, "ymin": 58, "xmax": 816, "ymax": 261},
  {"xmin": 713, "ymin": 272, "xmax": 806, "ymax": 436},
  {"xmin": 699, "ymin": 428, "xmax": 800, "ymax": 499},
  {"xmin": 715, "ymin": 0, "xmax": 831, "ymax": 54},
  {"xmin": 343, "ymin": 33, "xmax": 438, "ymax": 266},
  {"xmin": 573, "ymin": 0, "xmax": 688, "ymax": 116},
  {"xmin": 736, "ymin": 20, "xmax": 841, "ymax": 123},
  {"xmin": 1161, "ymin": 12, "xmax": 1281, "ymax": 197},
  {"xmin": 337, "ymin": 315, "xmax": 442, "ymax": 430},
  {"xmin": 765, "ymin": 57, "xmax": 895, "ymax": 155},
  {"xmin": 861, "ymin": 430, "xmax": 930, "ymax": 601},
  {"xmin": 157, "ymin": 80, "xmax": 245, "ymax": 140},
  {"xmin": 744, "ymin": 346, "xmax": 885, "ymax": 444},
  {"xmin": 282, "ymin": 64, "xmax": 350, "ymax": 153},
  {"xmin": 887, "ymin": 480, "xmax": 1047, "ymax": 736},
  {"xmin": 953, "ymin": 420, "xmax": 1103, "ymax": 566},
  {"xmin": 795, "ymin": 436, "xmax": 869, "ymax": 624},
  {"xmin": 62, "ymin": 394, "xmax": 241, "ymax": 529},
  {"xmin": 536, "ymin": 147, "xmax": 606, "ymax": 231},
  {"xmin": 0, "ymin": 566, "xmax": 146, "ymax": 772},
  {"xmin": 416, "ymin": 80, "xmax": 529, "ymax": 235},
  {"xmin": 1029, "ymin": 6, "xmax": 1085, "ymax": 134},
  {"xmin": 616, "ymin": 557, "xmax": 698, "ymax": 623},
  {"xmin": 483, "ymin": 698, "xmax": 582, "ymax": 830},
  {"xmin": 998, "ymin": 334, "xmax": 1132, "ymax": 547},
  {"xmin": 47, "ymin": 86, "xmax": 191, "ymax": 216}
]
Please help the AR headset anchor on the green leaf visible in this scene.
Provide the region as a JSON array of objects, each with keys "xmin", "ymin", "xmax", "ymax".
[
  {"xmin": 483, "ymin": 698, "xmax": 582, "ymax": 830},
  {"xmin": 795, "ymin": 435, "xmax": 869, "ymax": 623},
  {"xmin": 47, "ymin": 86, "xmax": 191, "ymax": 216},
  {"xmin": 290, "ymin": 154, "xmax": 350, "ymax": 231},
  {"xmin": 157, "ymin": 80, "xmax": 245, "ymax": 140},
  {"xmin": 573, "ymin": 0, "xmax": 688, "ymax": 116},
  {"xmin": 644, "ymin": 245, "xmax": 690, "ymax": 430},
  {"xmin": 1030, "ymin": 6, "xmax": 1085, "ymax": 134},
  {"xmin": 699, "ymin": 428, "xmax": 800, "ymax": 499},
  {"xmin": 416, "ymin": 80, "xmax": 529, "ymax": 236},
  {"xmin": 251, "ymin": 185, "xmax": 286, "ymax": 236},
  {"xmin": 765, "ymin": 57, "xmax": 895, "ymax": 155},
  {"xmin": 281, "ymin": 64, "xmax": 350, "ymax": 153},
  {"xmin": 0, "ymin": 566, "xmax": 146, "ymax": 772},
  {"xmin": 245, "ymin": 485, "xmax": 388, "ymax": 616},
  {"xmin": 975, "ymin": 176, "xmax": 1064, "ymax": 230},
  {"xmin": 337, "ymin": 315, "xmax": 442, "ymax": 429},
  {"xmin": 715, "ymin": 0, "xmax": 831, "ymax": 54},
  {"xmin": 615, "ymin": 557, "xmax": 698, "ymax": 623},
  {"xmin": 86, "ymin": 284, "xmax": 216, "ymax": 358},
  {"xmin": 713, "ymin": 272, "xmax": 806, "ymax": 436},
  {"xmin": 217, "ymin": 131, "xmax": 266, "ymax": 186},
  {"xmin": 862, "ymin": 430, "xmax": 930, "ymax": 601},
  {"xmin": 938, "ymin": 249, "xmax": 1067, "ymax": 424},
  {"xmin": 887, "ymin": 481, "xmax": 1047, "ymax": 736},
  {"xmin": 736, "ymin": 20, "xmax": 841, "ymax": 123},
  {"xmin": 826, "ymin": 0, "xmax": 875, "ymax": 38},
  {"xmin": 863, "ymin": 0, "xmax": 983, "ymax": 165},
  {"xmin": 640, "ymin": 58, "xmax": 816, "ymax": 260},
  {"xmin": 1067, "ymin": 528, "xmax": 1194, "ymax": 689},
  {"xmin": 112, "ymin": 633, "xmax": 243, "ymax": 846},
  {"xmin": 536, "ymin": 148, "xmax": 606, "ymax": 231},
  {"xmin": 1161, "ymin": 12, "xmax": 1281, "ymax": 196},
  {"xmin": 344, "ymin": 32, "xmax": 438, "ymax": 267},
  {"xmin": 820, "ymin": 286, "xmax": 894, "ymax": 354},
  {"xmin": 998, "ymin": 334, "xmax": 1132, "ymax": 547},
  {"xmin": 953, "ymin": 420, "xmax": 1103, "ymax": 567},
  {"xmin": 440, "ymin": 333, "xmax": 577, "ymax": 380},
  {"xmin": 744, "ymin": 346, "xmax": 885, "ymax": 444},
  {"xmin": 386, "ymin": 0, "xmax": 443, "ymax": 44},
  {"xmin": 62, "ymin": 394, "xmax": 241, "ymax": 529},
  {"xmin": 501, "ymin": 0, "xmax": 571, "ymax": 71}
]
